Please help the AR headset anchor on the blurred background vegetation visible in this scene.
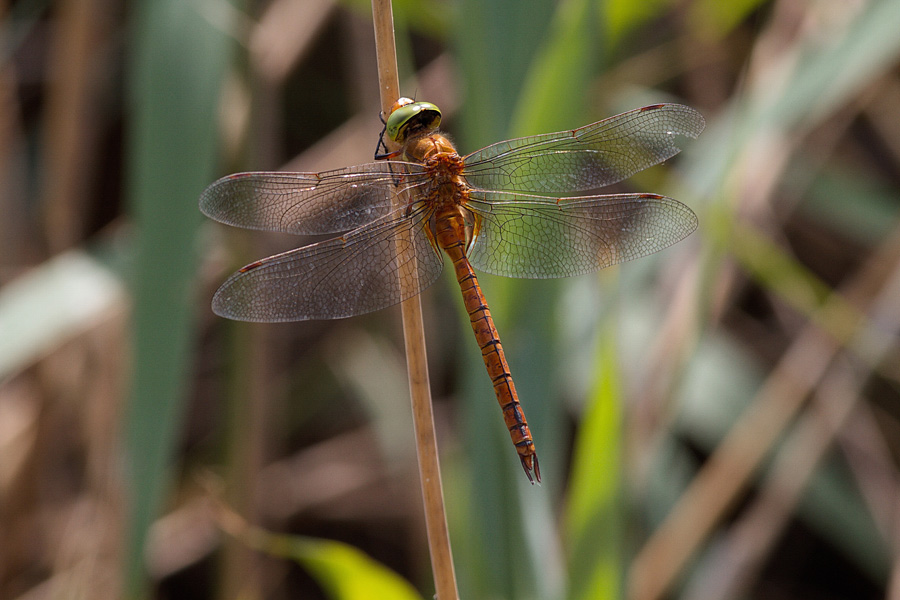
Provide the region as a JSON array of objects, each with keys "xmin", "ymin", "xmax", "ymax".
[{"xmin": 2, "ymin": 0, "xmax": 900, "ymax": 598}]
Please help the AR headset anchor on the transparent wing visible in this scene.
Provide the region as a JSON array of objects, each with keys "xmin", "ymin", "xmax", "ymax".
[
  {"xmin": 199, "ymin": 161, "xmax": 428, "ymax": 235},
  {"xmin": 462, "ymin": 104, "xmax": 705, "ymax": 194},
  {"xmin": 211, "ymin": 207, "xmax": 444, "ymax": 322},
  {"xmin": 465, "ymin": 191, "xmax": 697, "ymax": 278}
]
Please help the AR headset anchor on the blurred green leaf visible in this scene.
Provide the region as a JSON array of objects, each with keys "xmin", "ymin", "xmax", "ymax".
[
  {"xmin": 0, "ymin": 249, "xmax": 124, "ymax": 379},
  {"xmin": 453, "ymin": 1, "xmax": 569, "ymax": 600},
  {"xmin": 455, "ymin": 0, "xmax": 556, "ymax": 145},
  {"xmin": 257, "ymin": 533, "xmax": 423, "ymax": 600},
  {"xmin": 123, "ymin": 0, "xmax": 234, "ymax": 596},
  {"xmin": 565, "ymin": 324, "xmax": 622, "ymax": 600},
  {"xmin": 604, "ymin": 0, "xmax": 672, "ymax": 47},
  {"xmin": 457, "ymin": 340, "xmax": 536, "ymax": 598},
  {"xmin": 688, "ymin": 0, "xmax": 769, "ymax": 39},
  {"xmin": 511, "ymin": 0, "xmax": 597, "ymax": 135}
]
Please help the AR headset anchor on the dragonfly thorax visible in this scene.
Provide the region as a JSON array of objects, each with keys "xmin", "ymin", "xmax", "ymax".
[
  {"xmin": 406, "ymin": 134, "xmax": 469, "ymax": 212},
  {"xmin": 401, "ymin": 131, "xmax": 458, "ymax": 162}
]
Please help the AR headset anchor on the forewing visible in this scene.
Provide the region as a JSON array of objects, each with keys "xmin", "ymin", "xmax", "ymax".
[
  {"xmin": 465, "ymin": 191, "xmax": 697, "ymax": 279},
  {"xmin": 211, "ymin": 208, "xmax": 444, "ymax": 322},
  {"xmin": 200, "ymin": 161, "xmax": 427, "ymax": 235},
  {"xmin": 462, "ymin": 104, "xmax": 705, "ymax": 194}
]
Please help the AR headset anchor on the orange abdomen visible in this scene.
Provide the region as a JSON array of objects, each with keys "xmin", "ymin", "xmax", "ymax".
[{"xmin": 433, "ymin": 207, "xmax": 540, "ymax": 483}]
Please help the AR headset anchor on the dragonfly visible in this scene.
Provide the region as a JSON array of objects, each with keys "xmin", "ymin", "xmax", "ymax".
[{"xmin": 200, "ymin": 98, "xmax": 705, "ymax": 483}]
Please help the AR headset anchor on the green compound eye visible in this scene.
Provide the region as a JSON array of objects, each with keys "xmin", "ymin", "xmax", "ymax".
[{"xmin": 386, "ymin": 101, "xmax": 442, "ymax": 143}]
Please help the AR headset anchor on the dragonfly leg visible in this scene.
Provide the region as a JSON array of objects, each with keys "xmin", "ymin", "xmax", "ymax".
[{"xmin": 374, "ymin": 125, "xmax": 392, "ymax": 160}]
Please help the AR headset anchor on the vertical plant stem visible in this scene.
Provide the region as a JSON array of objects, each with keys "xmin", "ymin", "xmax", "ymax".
[{"xmin": 370, "ymin": 1, "xmax": 459, "ymax": 598}]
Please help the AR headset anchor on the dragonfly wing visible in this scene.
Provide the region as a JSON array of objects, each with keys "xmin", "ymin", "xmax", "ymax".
[
  {"xmin": 200, "ymin": 161, "xmax": 427, "ymax": 235},
  {"xmin": 466, "ymin": 191, "xmax": 697, "ymax": 279},
  {"xmin": 212, "ymin": 208, "xmax": 444, "ymax": 321},
  {"xmin": 462, "ymin": 104, "xmax": 705, "ymax": 194}
]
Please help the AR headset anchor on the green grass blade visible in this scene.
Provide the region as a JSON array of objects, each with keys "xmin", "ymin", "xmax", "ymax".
[
  {"xmin": 453, "ymin": 2, "xmax": 604, "ymax": 598},
  {"xmin": 510, "ymin": 0, "xmax": 597, "ymax": 135},
  {"xmin": 565, "ymin": 321, "xmax": 622, "ymax": 600},
  {"xmin": 0, "ymin": 249, "xmax": 124, "ymax": 379},
  {"xmin": 688, "ymin": 0, "xmax": 769, "ymax": 38},
  {"xmin": 452, "ymin": 1, "xmax": 570, "ymax": 599},
  {"xmin": 123, "ymin": 0, "xmax": 233, "ymax": 596},
  {"xmin": 253, "ymin": 532, "xmax": 423, "ymax": 600},
  {"xmin": 603, "ymin": 0, "xmax": 671, "ymax": 48}
]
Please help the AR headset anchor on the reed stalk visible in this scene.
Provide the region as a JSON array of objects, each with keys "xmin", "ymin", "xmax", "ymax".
[{"xmin": 370, "ymin": 1, "xmax": 460, "ymax": 598}]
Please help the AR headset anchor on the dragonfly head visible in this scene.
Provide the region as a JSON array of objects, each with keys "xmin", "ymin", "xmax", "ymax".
[{"xmin": 386, "ymin": 98, "xmax": 442, "ymax": 144}]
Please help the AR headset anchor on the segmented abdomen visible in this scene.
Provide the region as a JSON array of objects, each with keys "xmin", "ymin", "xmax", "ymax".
[{"xmin": 433, "ymin": 207, "xmax": 540, "ymax": 483}]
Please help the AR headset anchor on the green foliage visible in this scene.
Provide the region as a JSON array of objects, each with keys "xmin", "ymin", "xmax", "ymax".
[
  {"xmin": 252, "ymin": 531, "xmax": 423, "ymax": 600},
  {"xmin": 603, "ymin": 0, "xmax": 672, "ymax": 47},
  {"xmin": 123, "ymin": 0, "xmax": 234, "ymax": 596},
  {"xmin": 0, "ymin": 250, "xmax": 124, "ymax": 379},
  {"xmin": 510, "ymin": 0, "xmax": 598, "ymax": 135},
  {"xmin": 565, "ymin": 327, "xmax": 622, "ymax": 600},
  {"xmin": 687, "ymin": 0, "xmax": 769, "ymax": 39}
]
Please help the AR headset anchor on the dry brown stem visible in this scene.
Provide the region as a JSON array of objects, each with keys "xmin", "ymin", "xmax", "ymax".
[{"xmin": 370, "ymin": 1, "xmax": 459, "ymax": 598}]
